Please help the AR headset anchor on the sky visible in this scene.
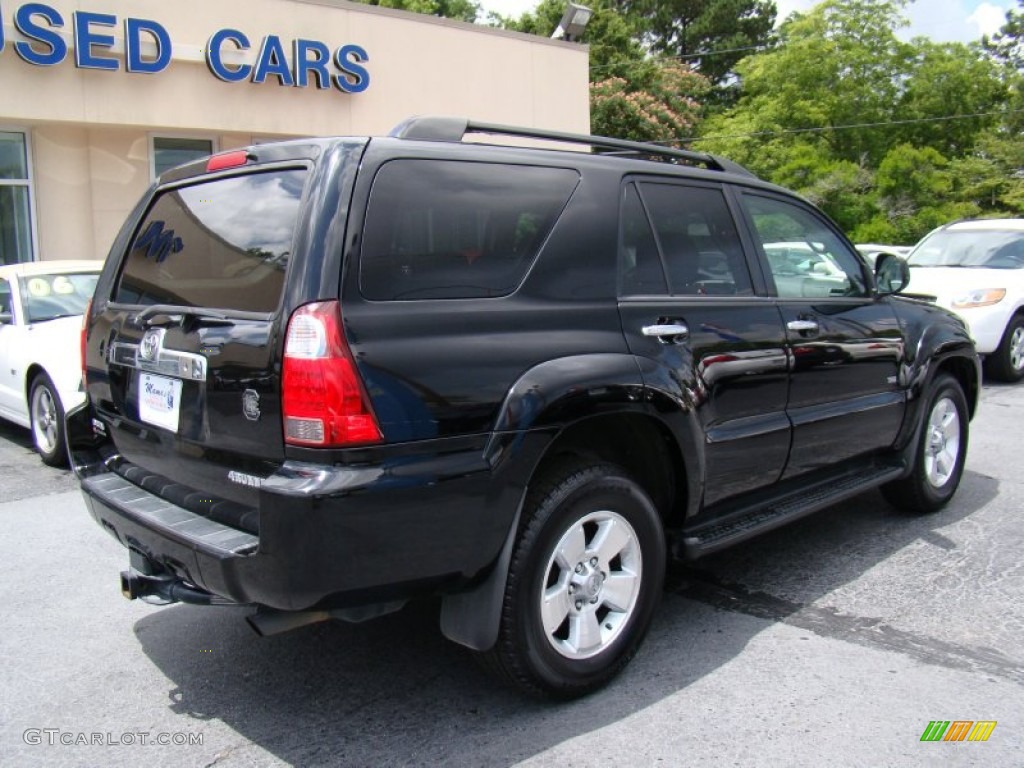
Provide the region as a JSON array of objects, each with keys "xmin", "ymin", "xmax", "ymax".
[{"xmin": 477, "ymin": 0, "xmax": 1015, "ymax": 44}]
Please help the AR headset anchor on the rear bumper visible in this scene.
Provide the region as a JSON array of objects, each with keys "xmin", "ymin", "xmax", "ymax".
[{"xmin": 73, "ymin": 423, "xmax": 518, "ymax": 611}]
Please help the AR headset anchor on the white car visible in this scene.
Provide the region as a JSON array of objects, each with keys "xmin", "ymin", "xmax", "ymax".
[
  {"xmin": 903, "ymin": 219, "xmax": 1024, "ymax": 382},
  {"xmin": 762, "ymin": 241, "xmax": 855, "ymax": 297},
  {"xmin": 0, "ymin": 260, "xmax": 103, "ymax": 465}
]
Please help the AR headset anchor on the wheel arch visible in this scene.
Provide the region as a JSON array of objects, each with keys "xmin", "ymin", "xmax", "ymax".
[
  {"xmin": 24, "ymin": 363, "xmax": 48, "ymax": 402},
  {"xmin": 443, "ymin": 407, "xmax": 697, "ymax": 652},
  {"xmin": 530, "ymin": 412, "xmax": 690, "ymax": 530},
  {"xmin": 933, "ymin": 353, "xmax": 981, "ymax": 421},
  {"xmin": 442, "ymin": 353, "xmax": 702, "ymax": 652}
]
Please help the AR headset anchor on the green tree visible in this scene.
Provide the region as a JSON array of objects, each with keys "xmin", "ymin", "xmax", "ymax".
[
  {"xmin": 617, "ymin": 0, "xmax": 777, "ymax": 99},
  {"xmin": 699, "ymin": 0, "xmax": 1014, "ymax": 240},
  {"xmin": 499, "ymin": 0, "xmax": 645, "ymax": 79},
  {"xmin": 896, "ymin": 40, "xmax": 1005, "ymax": 157},
  {"xmin": 349, "ymin": 0, "xmax": 479, "ymax": 23},
  {"xmin": 701, "ymin": 0, "xmax": 913, "ymax": 166},
  {"xmin": 984, "ymin": 0, "xmax": 1023, "ymax": 70},
  {"xmin": 856, "ymin": 144, "xmax": 979, "ymax": 242},
  {"xmin": 983, "ymin": 0, "xmax": 1024, "ymax": 135},
  {"xmin": 772, "ymin": 144, "xmax": 876, "ymax": 233},
  {"xmin": 952, "ymin": 133, "xmax": 1024, "ymax": 214},
  {"xmin": 500, "ymin": 0, "xmax": 712, "ymax": 141}
]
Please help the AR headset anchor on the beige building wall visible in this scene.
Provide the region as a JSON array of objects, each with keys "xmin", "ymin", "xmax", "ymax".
[{"xmin": 0, "ymin": 0, "xmax": 590, "ymax": 261}]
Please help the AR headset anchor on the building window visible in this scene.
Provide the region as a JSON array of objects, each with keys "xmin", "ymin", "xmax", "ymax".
[
  {"xmin": 151, "ymin": 137, "xmax": 215, "ymax": 179},
  {"xmin": 0, "ymin": 131, "xmax": 35, "ymax": 265}
]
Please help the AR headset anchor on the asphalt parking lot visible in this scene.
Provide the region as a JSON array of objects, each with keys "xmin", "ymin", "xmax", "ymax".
[{"xmin": 0, "ymin": 382, "xmax": 1021, "ymax": 767}]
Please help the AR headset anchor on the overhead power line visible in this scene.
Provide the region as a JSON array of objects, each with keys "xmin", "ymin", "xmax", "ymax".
[
  {"xmin": 588, "ymin": 44, "xmax": 773, "ymax": 75},
  {"xmin": 673, "ymin": 108, "xmax": 1024, "ymax": 145}
]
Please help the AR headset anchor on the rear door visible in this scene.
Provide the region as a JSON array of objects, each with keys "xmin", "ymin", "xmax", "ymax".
[
  {"xmin": 88, "ymin": 167, "xmax": 308, "ymax": 523},
  {"xmin": 616, "ymin": 179, "xmax": 791, "ymax": 507},
  {"xmin": 735, "ymin": 191, "xmax": 906, "ymax": 479}
]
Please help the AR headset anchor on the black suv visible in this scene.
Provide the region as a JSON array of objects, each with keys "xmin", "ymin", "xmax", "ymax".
[{"xmin": 69, "ymin": 117, "xmax": 981, "ymax": 698}]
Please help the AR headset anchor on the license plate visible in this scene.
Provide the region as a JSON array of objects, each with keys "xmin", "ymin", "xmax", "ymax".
[{"xmin": 138, "ymin": 373, "xmax": 182, "ymax": 433}]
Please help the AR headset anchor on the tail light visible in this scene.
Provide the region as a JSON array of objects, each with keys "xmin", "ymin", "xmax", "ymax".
[
  {"xmin": 282, "ymin": 301, "xmax": 382, "ymax": 447},
  {"xmin": 80, "ymin": 299, "xmax": 92, "ymax": 389}
]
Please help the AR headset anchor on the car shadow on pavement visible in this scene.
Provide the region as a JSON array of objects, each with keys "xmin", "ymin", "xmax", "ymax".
[
  {"xmin": 0, "ymin": 419, "xmax": 78, "ymax": 500},
  {"xmin": 0, "ymin": 418, "xmax": 33, "ymax": 450},
  {"xmin": 133, "ymin": 470, "xmax": 1006, "ymax": 767}
]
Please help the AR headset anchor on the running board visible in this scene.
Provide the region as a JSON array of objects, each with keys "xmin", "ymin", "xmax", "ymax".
[{"xmin": 680, "ymin": 462, "xmax": 906, "ymax": 559}]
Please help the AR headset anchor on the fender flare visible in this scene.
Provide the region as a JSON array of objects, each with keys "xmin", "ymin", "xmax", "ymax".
[
  {"xmin": 892, "ymin": 302, "xmax": 980, "ymax": 453},
  {"xmin": 440, "ymin": 352, "xmax": 701, "ymax": 651}
]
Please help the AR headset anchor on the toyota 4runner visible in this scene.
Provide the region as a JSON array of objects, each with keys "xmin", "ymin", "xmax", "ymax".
[{"xmin": 69, "ymin": 117, "xmax": 981, "ymax": 698}]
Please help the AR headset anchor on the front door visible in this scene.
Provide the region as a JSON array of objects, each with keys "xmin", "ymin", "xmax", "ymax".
[{"xmin": 736, "ymin": 191, "xmax": 906, "ymax": 479}]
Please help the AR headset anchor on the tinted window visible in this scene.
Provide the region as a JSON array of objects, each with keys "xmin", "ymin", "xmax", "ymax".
[
  {"xmin": 635, "ymin": 183, "xmax": 752, "ymax": 296},
  {"xmin": 360, "ymin": 160, "xmax": 579, "ymax": 300},
  {"xmin": 742, "ymin": 194, "xmax": 867, "ymax": 299},
  {"xmin": 116, "ymin": 170, "xmax": 306, "ymax": 312},
  {"xmin": 618, "ymin": 185, "xmax": 667, "ymax": 296},
  {"xmin": 20, "ymin": 272, "xmax": 98, "ymax": 322},
  {"xmin": 620, "ymin": 183, "xmax": 667, "ymax": 295}
]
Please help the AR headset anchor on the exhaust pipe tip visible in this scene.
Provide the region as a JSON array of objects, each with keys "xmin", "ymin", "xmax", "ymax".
[{"xmin": 247, "ymin": 608, "xmax": 331, "ymax": 637}]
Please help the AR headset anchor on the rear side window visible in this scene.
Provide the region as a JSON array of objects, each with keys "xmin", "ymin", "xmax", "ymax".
[
  {"xmin": 360, "ymin": 160, "xmax": 579, "ymax": 300},
  {"xmin": 115, "ymin": 169, "xmax": 307, "ymax": 312},
  {"xmin": 640, "ymin": 183, "xmax": 753, "ymax": 296}
]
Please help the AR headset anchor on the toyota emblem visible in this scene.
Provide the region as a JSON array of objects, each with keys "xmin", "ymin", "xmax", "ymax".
[{"xmin": 139, "ymin": 329, "xmax": 163, "ymax": 362}]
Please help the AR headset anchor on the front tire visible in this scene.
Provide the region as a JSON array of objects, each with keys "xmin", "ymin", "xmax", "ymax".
[
  {"xmin": 481, "ymin": 460, "xmax": 666, "ymax": 699},
  {"xmin": 30, "ymin": 374, "xmax": 68, "ymax": 468},
  {"xmin": 984, "ymin": 314, "xmax": 1024, "ymax": 383},
  {"xmin": 882, "ymin": 374, "xmax": 968, "ymax": 513}
]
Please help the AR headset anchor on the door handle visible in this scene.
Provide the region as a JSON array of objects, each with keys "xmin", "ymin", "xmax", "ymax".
[
  {"xmin": 642, "ymin": 323, "xmax": 689, "ymax": 342},
  {"xmin": 787, "ymin": 319, "xmax": 819, "ymax": 333}
]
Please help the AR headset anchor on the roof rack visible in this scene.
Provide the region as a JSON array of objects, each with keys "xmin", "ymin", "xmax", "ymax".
[{"xmin": 388, "ymin": 116, "xmax": 755, "ymax": 177}]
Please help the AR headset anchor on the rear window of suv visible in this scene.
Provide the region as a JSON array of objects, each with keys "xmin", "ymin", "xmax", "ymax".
[
  {"xmin": 360, "ymin": 160, "xmax": 579, "ymax": 300},
  {"xmin": 115, "ymin": 169, "xmax": 307, "ymax": 312}
]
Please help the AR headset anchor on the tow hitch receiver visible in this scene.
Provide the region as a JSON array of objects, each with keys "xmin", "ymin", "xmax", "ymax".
[{"xmin": 120, "ymin": 549, "xmax": 220, "ymax": 605}]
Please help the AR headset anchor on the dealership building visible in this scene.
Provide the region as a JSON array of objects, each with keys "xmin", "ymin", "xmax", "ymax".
[{"xmin": 0, "ymin": 0, "xmax": 590, "ymax": 265}]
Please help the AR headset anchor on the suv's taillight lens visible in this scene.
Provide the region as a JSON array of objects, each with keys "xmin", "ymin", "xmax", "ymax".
[
  {"xmin": 282, "ymin": 301, "xmax": 382, "ymax": 447},
  {"xmin": 80, "ymin": 299, "xmax": 91, "ymax": 389}
]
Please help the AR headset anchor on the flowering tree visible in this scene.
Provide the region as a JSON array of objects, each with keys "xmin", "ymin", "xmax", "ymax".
[{"xmin": 591, "ymin": 61, "xmax": 710, "ymax": 142}]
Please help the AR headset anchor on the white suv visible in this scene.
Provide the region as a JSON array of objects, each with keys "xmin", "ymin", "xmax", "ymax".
[{"xmin": 904, "ymin": 219, "xmax": 1024, "ymax": 382}]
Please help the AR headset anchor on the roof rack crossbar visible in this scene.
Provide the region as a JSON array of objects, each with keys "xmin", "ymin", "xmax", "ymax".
[{"xmin": 388, "ymin": 116, "xmax": 754, "ymax": 177}]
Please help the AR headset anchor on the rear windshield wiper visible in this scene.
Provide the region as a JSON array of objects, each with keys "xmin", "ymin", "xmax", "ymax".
[{"xmin": 133, "ymin": 305, "xmax": 235, "ymax": 330}]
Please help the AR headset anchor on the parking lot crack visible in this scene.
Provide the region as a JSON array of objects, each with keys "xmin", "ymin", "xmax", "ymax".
[{"xmin": 672, "ymin": 572, "xmax": 1024, "ymax": 684}]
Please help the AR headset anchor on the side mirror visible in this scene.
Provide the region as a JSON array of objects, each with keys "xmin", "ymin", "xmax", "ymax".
[{"xmin": 874, "ymin": 252, "xmax": 910, "ymax": 295}]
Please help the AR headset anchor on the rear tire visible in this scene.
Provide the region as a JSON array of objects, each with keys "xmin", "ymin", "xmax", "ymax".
[
  {"xmin": 882, "ymin": 374, "xmax": 968, "ymax": 513},
  {"xmin": 30, "ymin": 373, "xmax": 68, "ymax": 468},
  {"xmin": 984, "ymin": 314, "xmax": 1024, "ymax": 383},
  {"xmin": 480, "ymin": 460, "xmax": 665, "ymax": 699}
]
